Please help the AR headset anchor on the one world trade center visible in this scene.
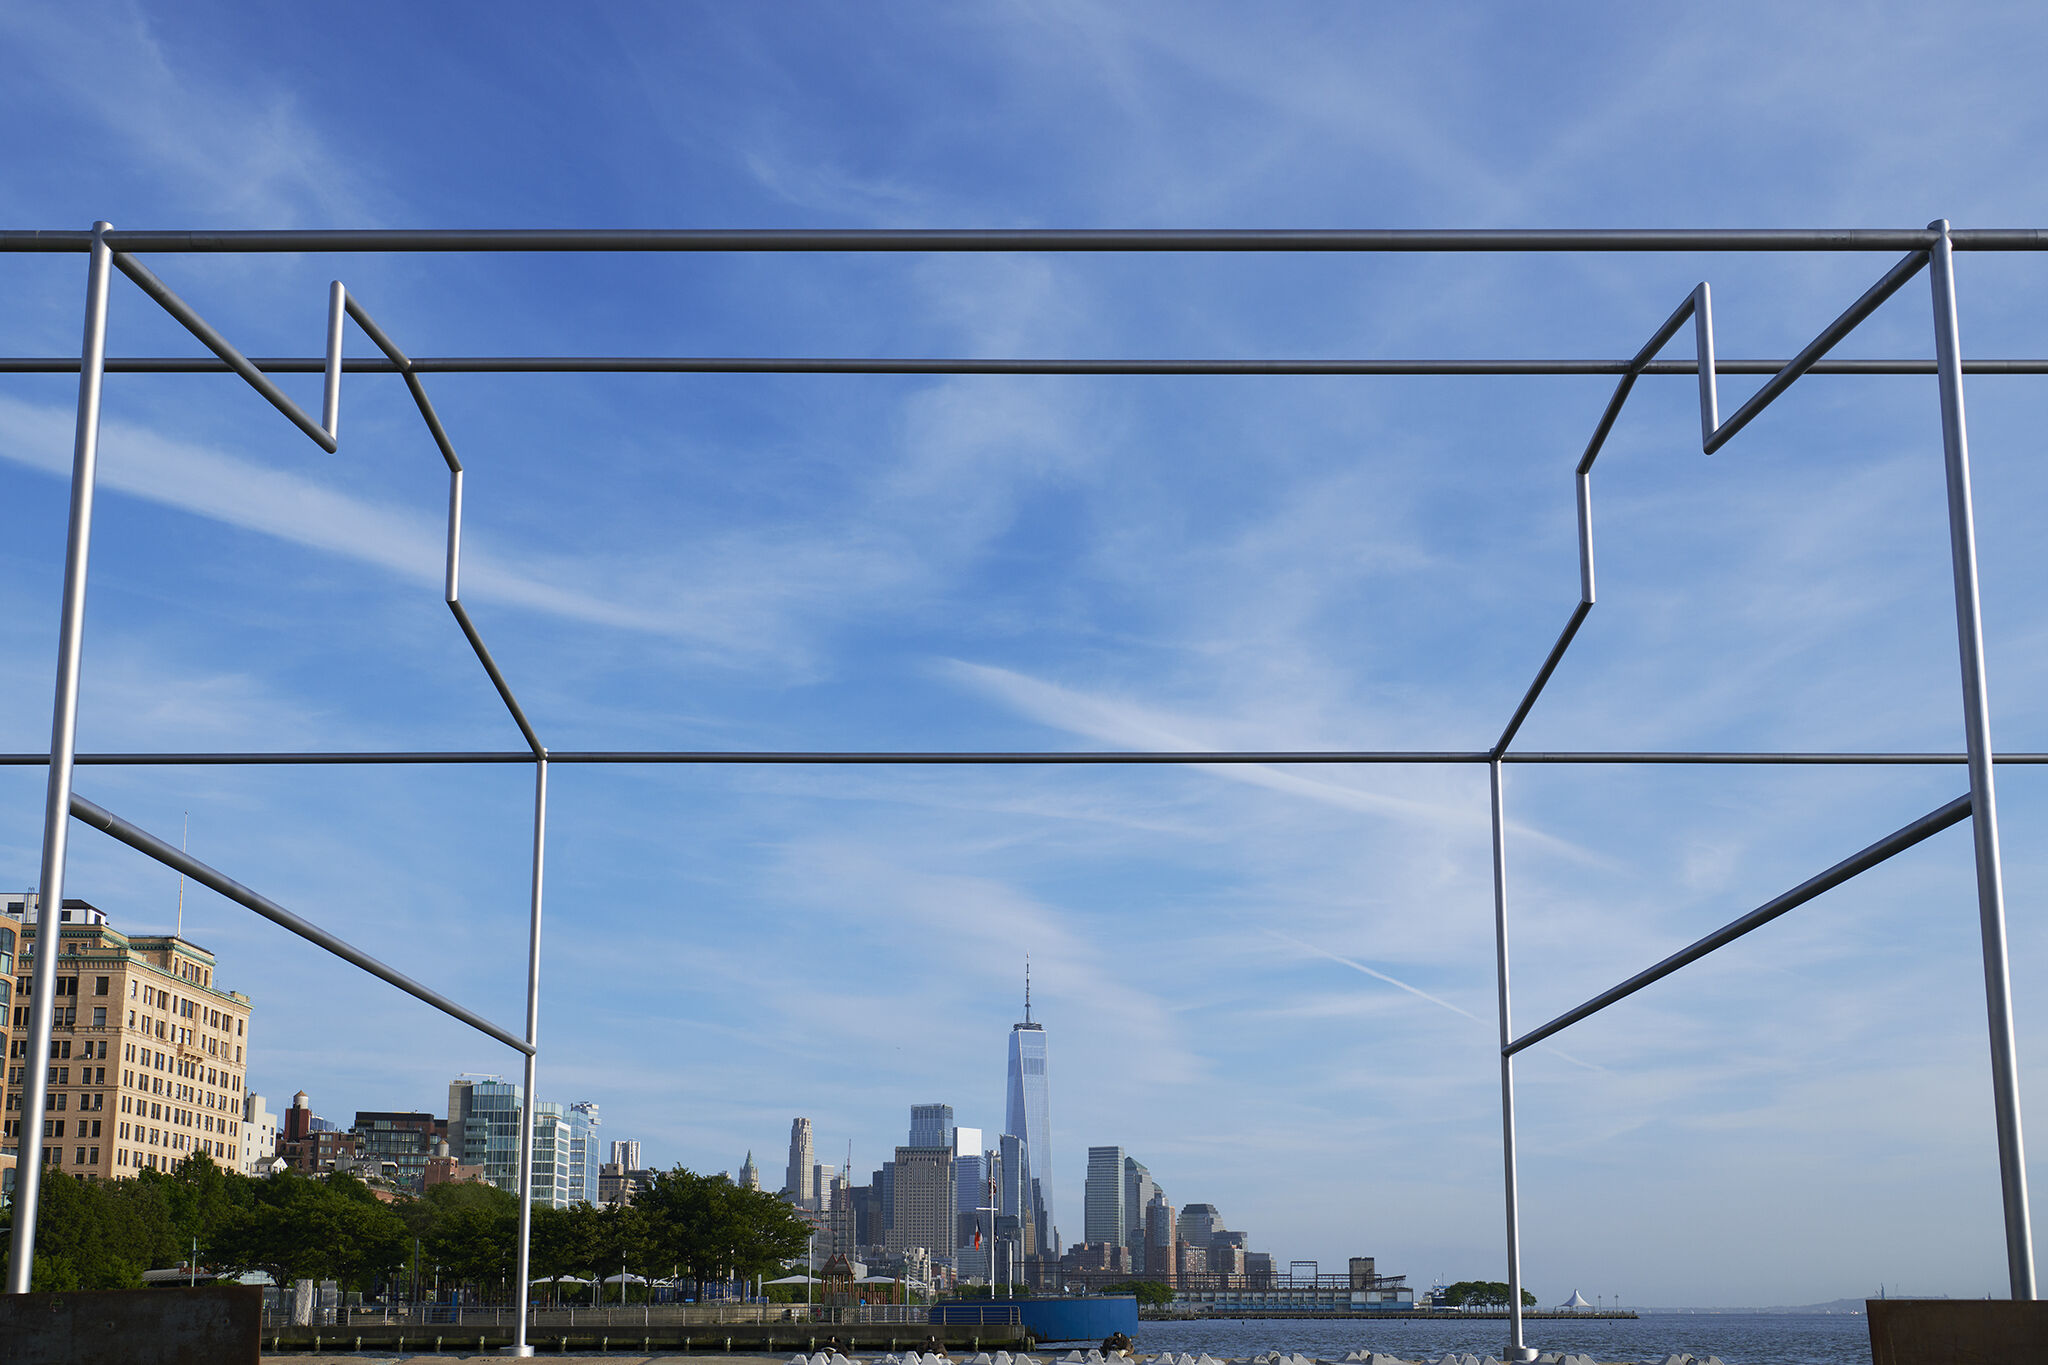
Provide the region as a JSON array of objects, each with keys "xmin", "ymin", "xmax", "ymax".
[{"xmin": 1005, "ymin": 963, "xmax": 1054, "ymax": 1258}]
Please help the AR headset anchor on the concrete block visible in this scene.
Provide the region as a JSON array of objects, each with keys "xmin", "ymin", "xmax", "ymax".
[
  {"xmin": 0, "ymin": 1285, "xmax": 260, "ymax": 1365},
  {"xmin": 1867, "ymin": 1298, "xmax": 2048, "ymax": 1364}
]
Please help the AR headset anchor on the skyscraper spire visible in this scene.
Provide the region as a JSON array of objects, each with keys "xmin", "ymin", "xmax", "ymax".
[{"xmin": 1024, "ymin": 955, "xmax": 1032, "ymax": 1024}]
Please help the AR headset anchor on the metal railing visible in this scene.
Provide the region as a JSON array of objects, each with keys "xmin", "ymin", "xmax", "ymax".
[{"xmin": 259, "ymin": 1301, "xmax": 942, "ymax": 1329}]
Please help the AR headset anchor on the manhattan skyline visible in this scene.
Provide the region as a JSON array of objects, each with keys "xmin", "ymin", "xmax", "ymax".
[{"xmin": 3, "ymin": 2, "xmax": 2047, "ymax": 1310}]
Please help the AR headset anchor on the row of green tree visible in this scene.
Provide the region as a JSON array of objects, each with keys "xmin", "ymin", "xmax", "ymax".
[
  {"xmin": 1438, "ymin": 1280, "xmax": 1538, "ymax": 1308},
  {"xmin": 0, "ymin": 1153, "xmax": 812, "ymax": 1298}
]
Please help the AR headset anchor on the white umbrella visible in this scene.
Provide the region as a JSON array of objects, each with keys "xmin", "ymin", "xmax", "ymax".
[
  {"xmin": 1559, "ymin": 1290, "xmax": 1592, "ymax": 1310},
  {"xmin": 604, "ymin": 1272, "xmax": 652, "ymax": 1285},
  {"xmin": 534, "ymin": 1275, "xmax": 593, "ymax": 1285}
]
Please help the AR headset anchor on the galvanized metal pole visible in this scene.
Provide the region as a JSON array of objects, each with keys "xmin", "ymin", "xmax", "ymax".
[
  {"xmin": 1928, "ymin": 219, "xmax": 2036, "ymax": 1300},
  {"xmin": 507, "ymin": 757, "xmax": 548, "ymax": 1355},
  {"xmin": 1490, "ymin": 760, "xmax": 1535, "ymax": 1359},
  {"xmin": 6, "ymin": 222, "xmax": 114, "ymax": 1294}
]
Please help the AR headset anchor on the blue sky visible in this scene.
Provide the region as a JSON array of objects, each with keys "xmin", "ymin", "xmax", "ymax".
[{"xmin": 5, "ymin": 1, "xmax": 2048, "ymax": 1307}]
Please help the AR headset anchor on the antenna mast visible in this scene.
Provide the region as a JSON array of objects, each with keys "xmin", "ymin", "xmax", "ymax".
[{"xmin": 1024, "ymin": 955, "xmax": 1032, "ymax": 1023}]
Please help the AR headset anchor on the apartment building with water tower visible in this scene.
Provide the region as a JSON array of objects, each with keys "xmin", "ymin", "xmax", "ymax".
[{"xmin": 2, "ymin": 893, "xmax": 254, "ymax": 1191}]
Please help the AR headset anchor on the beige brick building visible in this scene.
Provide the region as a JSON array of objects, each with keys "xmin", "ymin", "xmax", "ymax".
[{"xmin": 3, "ymin": 894, "xmax": 252, "ymax": 1182}]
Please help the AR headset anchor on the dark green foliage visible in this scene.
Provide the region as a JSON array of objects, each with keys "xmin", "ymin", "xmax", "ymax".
[
  {"xmin": 0, "ymin": 1153, "xmax": 251, "ymax": 1291},
  {"xmin": 1, "ymin": 1157, "xmax": 815, "ymax": 1303},
  {"xmin": 212, "ymin": 1169, "xmax": 411, "ymax": 1291},
  {"xmin": 632, "ymin": 1167, "xmax": 812, "ymax": 1286},
  {"xmin": 1439, "ymin": 1279, "xmax": 1537, "ymax": 1308},
  {"xmin": 412, "ymin": 1178, "xmax": 518, "ymax": 1291},
  {"xmin": 1097, "ymin": 1279, "xmax": 1173, "ymax": 1306}
]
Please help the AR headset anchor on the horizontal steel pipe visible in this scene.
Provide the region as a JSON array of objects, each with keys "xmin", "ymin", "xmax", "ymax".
[
  {"xmin": 7, "ymin": 356, "xmax": 2048, "ymax": 376},
  {"xmin": 1506, "ymin": 792, "xmax": 1975, "ymax": 1056},
  {"xmin": 4, "ymin": 749, "xmax": 2048, "ymax": 766},
  {"xmin": 68, "ymin": 792, "xmax": 533, "ymax": 1054},
  {"xmin": 1, "ymin": 228, "xmax": 1995, "ymax": 254},
  {"xmin": 1507, "ymin": 751, "xmax": 2048, "ymax": 765}
]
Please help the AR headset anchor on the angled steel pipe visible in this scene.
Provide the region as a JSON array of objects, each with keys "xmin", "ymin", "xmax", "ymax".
[
  {"xmin": 1699, "ymin": 250, "xmax": 1929, "ymax": 453},
  {"xmin": 109, "ymin": 252, "xmax": 340, "ymax": 452},
  {"xmin": 1506, "ymin": 793, "xmax": 1974, "ymax": 1058},
  {"xmin": 67, "ymin": 792, "xmax": 533, "ymax": 1055}
]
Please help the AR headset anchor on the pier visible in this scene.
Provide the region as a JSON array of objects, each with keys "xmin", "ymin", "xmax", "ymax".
[
  {"xmin": 256, "ymin": 1321, "xmax": 1028, "ymax": 1355},
  {"xmin": 1140, "ymin": 1311, "xmax": 1637, "ymax": 1322}
]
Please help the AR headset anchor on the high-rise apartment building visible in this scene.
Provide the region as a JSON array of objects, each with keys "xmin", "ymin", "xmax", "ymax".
[
  {"xmin": 450, "ymin": 1076, "xmax": 521, "ymax": 1183},
  {"xmin": 532, "ymin": 1100, "xmax": 599, "ymax": 1207},
  {"xmin": 1004, "ymin": 966, "xmax": 1053, "ymax": 1253},
  {"xmin": 569, "ymin": 1101, "xmax": 601, "ymax": 1203},
  {"xmin": 447, "ymin": 1076, "xmax": 597, "ymax": 1209},
  {"xmin": 811, "ymin": 1160, "xmax": 835, "ymax": 1208},
  {"xmin": 1177, "ymin": 1202, "xmax": 1223, "ymax": 1250},
  {"xmin": 953, "ymin": 1125, "xmax": 987, "ymax": 1278},
  {"xmin": 1084, "ymin": 1146, "xmax": 1126, "ymax": 1249},
  {"xmin": 953, "ymin": 1126, "xmax": 984, "ymax": 1214},
  {"xmin": 785, "ymin": 1117, "xmax": 815, "ymax": 1206},
  {"xmin": 908, "ymin": 1103, "xmax": 953, "ymax": 1149},
  {"xmin": 995, "ymin": 1132, "xmax": 1034, "ymax": 1257},
  {"xmin": 886, "ymin": 1143, "xmax": 954, "ymax": 1261},
  {"xmin": 1145, "ymin": 1191, "xmax": 1177, "ymax": 1283},
  {"xmin": 2, "ymin": 894, "xmax": 253, "ymax": 1183},
  {"xmin": 610, "ymin": 1138, "xmax": 641, "ymax": 1171},
  {"xmin": 1123, "ymin": 1157, "xmax": 1154, "ymax": 1272}
]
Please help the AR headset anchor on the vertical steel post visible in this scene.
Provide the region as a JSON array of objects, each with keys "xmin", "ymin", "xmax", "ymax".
[
  {"xmin": 1490, "ymin": 760, "xmax": 1535, "ymax": 1359},
  {"xmin": 1928, "ymin": 219, "xmax": 2036, "ymax": 1300},
  {"xmin": 6, "ymin": 222, "xmax": 114, "ymax": 1294},
  {"xmin": 506, "ymin": 756, "xmax": 548, "ymax": 1354}
]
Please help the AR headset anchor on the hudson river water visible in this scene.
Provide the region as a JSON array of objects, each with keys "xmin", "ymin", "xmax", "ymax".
[{"xmin": 1132, "ymin": 1315, "xmax": 1871, "ymax": 1365}]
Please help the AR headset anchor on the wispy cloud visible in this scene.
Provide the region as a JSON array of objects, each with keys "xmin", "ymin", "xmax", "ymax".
[
  {"xmin": 942, "ymin": 658, "xmax": 1610, "ymax": 870},
  {"xmin": 0, "ymin": 395, "xmax": 920, "ymax": 669},
  {"xmin": 1267, "ymin": 928, "xmax": 1481, "ymax": 1024},
  {"xmin": 1267, "ymin": 929, "xmax": 1606, "ymax": 1073},
  {"xmin": 0, "ymin": 2, "xmax": 379, "ymax": 226}
]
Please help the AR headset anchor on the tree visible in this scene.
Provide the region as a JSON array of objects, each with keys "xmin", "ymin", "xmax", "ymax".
[
  {"xmin": 529, "ymin": 1203, "xmax": 589, "ymax": 1286},
  {"xmin": 1098, "ymin": 1280, "xmax": 1173, "ymax": 1306},
  {"xmin": 581, "ymin": 1201, "xmax": 652, "ymax": 1302},
  {"xmin": 413, "ymin": 1179, "xmax": 518, "ymax": 1296},
  {"xmin": 3, "ymin": 1156, "xmax": 404, "ymax": 1296},
  {"xmin": 634, "ymin": 1167, "xmax": 811, "ymax": 1290},
  {"xmin": 1440, "ymin": 1280, "xmax": 1537, "ymax": 1309},
  {"xmin": 212, "ymin": 1171, "xmax": 409, "ymax": 1292}
]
